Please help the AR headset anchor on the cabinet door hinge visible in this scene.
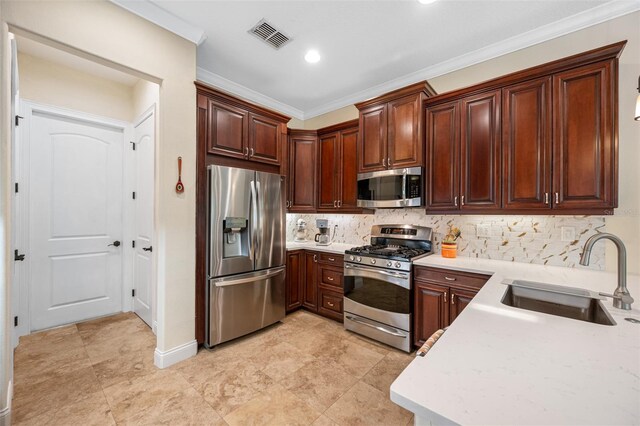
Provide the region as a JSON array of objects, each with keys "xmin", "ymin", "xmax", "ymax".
[
  {"xmin": 15, "ymin": 115, "xmax": 23, "ymax": 126},
  {"xmin": 132, "ymin": 240, "xmax": 136, "ymax": 248},
  {"xmin": 132, "ymin": 192, "xmax": 136, "ymax": 200},
  {"xmin": 14, "ymin": 182, "xmax": 18, "ymax": 193},
  {"xmin": 14, "ymin": 316, "xmax": 18, "ymax": 327},
  {"xmin": 130, "ymin": 141, "xmax": 136, "ymax": 151},
  {"xmin": 132, "ymin": 289, "xmax": 136, "ymax": 297}
]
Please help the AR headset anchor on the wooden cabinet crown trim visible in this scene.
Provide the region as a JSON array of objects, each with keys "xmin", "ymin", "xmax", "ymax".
[
  {"xmin": 317, "ymin": 119, "xmax": 359, "ymax": 135},
  {"xmin": 355, "ymin": 81, "xmax": 437, "ymax": 110},
  {"xmin": 424, "ymin": 40, "xmax": 626, "ymax": 106},
  {"xmin": 195, "ymin": 81, "xmax": 291, "ymax": 123}
]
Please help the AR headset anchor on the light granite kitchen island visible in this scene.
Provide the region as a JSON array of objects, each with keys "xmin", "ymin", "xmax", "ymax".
[{"xmin": 391, "ymin": 255, "xmax": 640, "ymax": 425}]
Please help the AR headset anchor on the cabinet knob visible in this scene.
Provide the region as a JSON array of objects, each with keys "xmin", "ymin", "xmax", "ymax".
[
  {"xmin": 444, "ymin": 276, "xmax": 456, "ymax": 281},
  {"xmin": 250, "ymin": 147, "xmax": 254, "ymax": 157},
  {"xmin": 327, "ymin": 302, "xmax": 334, "ymax": 307},
  {"xmin": 444, "ymin": 291, "xmax": 448, "ymax": 303},
  {"xmin": 555, "ymin": 192, "xmax": 560, "ymax": 204},
  {"xmin": 382, "ymin": 158, "xmax": 386, "ymax": 167},
  {"xmin": 388, "ymin": 157, "xmax": 392, "ymax": 167},
  {"xmin": 328, "ymin": 257, "xmax": 335, "ymax": 261},
  {"xmin": 327, "ymin": 276, "xmax": 334, "ymax": 281},
  {"xmin": 451, "ymin": 294, "xmax": 456, "ymax": 305},
  {"xmin": 461, "ymin": 195, "xmax": 465, "ymax": 206},
  {"xmin": 334, "ymin": 200, "xmax": 337, "ymax": 208},
  {"xmin": 544, "ymin": 192, "xmax": 549, "ymax": 205},
  {"xmin": 244, "ymin": 147, "xmax": 249, "ymax": 157},
  {"xmin": 454, "ymin": 196, "xmax": 458, "ymax": 207},
  {"xmin": 313, "ymin": 254, "xmax": 317, "ymax": 262},
  {"xmin": 337, "ymin": 200, "xmax": 341, "ymax": 208}
]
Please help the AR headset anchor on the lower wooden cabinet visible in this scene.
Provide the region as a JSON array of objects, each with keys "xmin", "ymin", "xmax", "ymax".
[
  {"xmin": 303, "ymin": 252, "xmax": 319, "ymax": 311},
  {"xmin": 413, "ymin": 266, "xmax": 490, "ymax": 347},
  {"xmin": 285, "ymin": 251, "xmax": 304, "ymax": 313},
  {"xmin": 285, "ymin": 250, "xmax": 344, "ymax": 322}
]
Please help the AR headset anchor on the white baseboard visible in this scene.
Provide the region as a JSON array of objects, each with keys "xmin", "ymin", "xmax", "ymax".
[{"xmin": 153, "ymin": 340, "xmax": 197, "ymax": 369}]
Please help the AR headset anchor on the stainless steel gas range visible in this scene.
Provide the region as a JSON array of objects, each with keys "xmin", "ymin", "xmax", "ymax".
[{"xmin": 343, "ymin": 224, "xmax": 433, "ymax": 352}]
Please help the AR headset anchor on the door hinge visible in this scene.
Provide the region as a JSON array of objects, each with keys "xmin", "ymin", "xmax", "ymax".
[
  {"xmin": 132, "ymin": 192, "xmax": 136, "ymax": 200},
  {"xmin": 14, "ymin": 316, "xmax": 18, "ymax": 327},
  {"xmin": 14, "ymin": 182, "xmax": 18, "ymax": 193},
  {"xmin": 15, "ymin": 115, "xmax": 23, "ymax": 126},
  {"xmin": 130, "ymin": 141, "xmax": 136, "ymax": 151},
  {"xmin": 14, "ymin": 250, "xmax": 25, "ymax": 262},
  {"xmin": 132, "ymin": 240, "xmax": 136, "ymax": 248},
  {"xmin": 132, "ymin": 289, "xmax": 136, "ymax": 297}
]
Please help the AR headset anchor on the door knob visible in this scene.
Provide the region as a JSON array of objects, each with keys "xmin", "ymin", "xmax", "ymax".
[
  {"xmin": 108, "ymin": 241, "xmax": 121, "ymax": 247},
  {"xmin": 143, "ymin": 246, "xmax": 153, "ymax": 252}
]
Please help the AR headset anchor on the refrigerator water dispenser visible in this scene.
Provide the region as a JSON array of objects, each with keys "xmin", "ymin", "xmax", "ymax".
[{"xmin": 222, "ymin": 217, "xmax": 248, "ymax": 258}]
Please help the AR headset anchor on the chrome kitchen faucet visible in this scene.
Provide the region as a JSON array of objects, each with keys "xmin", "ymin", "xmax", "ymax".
[{"xmin": 580, "ymin": 233, "xmax": 634, "ymax": 310}]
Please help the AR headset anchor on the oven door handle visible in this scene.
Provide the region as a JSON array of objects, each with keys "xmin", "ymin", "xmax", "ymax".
[
  {"xmin": 344, "ymin": 263, "xmax": 410, "ymax": 289},
  {"xmin": 344, "ymin": 263, "xmax": 408, "ymax": 279},
  {"xmin": 345, "ymin": 315, "xmax": 406, "ymax": 338}
]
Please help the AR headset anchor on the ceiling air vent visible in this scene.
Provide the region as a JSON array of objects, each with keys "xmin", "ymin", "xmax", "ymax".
[{"xmin": 248, "ymin": 19, "xmax": 292, "ymax": 50}]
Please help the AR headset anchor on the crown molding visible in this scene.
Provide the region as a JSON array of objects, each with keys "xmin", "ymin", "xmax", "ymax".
[
  {"xmin": 196, "ymin": 67, "xmax": 305, "ymax": 120},
  {"xmin": 302, "ymin": 0, "xmax": 640, "ymax": 119},
  {"xmin": 110, "ymin": 0, "xmax": 207, "ymax": 45}
]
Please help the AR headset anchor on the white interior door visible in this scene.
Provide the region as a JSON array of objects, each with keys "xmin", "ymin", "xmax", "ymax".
[
  {"xmin": 28, "ymin": 107, "xmax": 124, "ymax": 331},
  {"xmin": 132, "ymin": 109, "xmax": 155, "ymax": 328}
]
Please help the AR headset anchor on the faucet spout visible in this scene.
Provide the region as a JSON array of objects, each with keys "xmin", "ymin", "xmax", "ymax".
[{"xmin": 580, "ymin": 233, "xmax": 633, "ymax": 310}]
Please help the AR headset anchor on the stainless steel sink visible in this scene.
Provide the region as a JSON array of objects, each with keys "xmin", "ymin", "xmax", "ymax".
[{"xmin": 501, "ymin": 280, "xmax": 616, "ymax": 326}]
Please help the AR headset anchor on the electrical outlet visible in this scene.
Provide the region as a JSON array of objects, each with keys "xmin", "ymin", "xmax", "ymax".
[
  {"xmin": 476, "ymin": 224, "xmax": 491, "ymax": 238},
  {"xmin": 561, "ymin": 226, "xmax": 575, "ymax": 242}
]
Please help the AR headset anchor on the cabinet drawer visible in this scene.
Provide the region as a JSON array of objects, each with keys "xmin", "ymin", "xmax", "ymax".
[
  {"xmin": 414, "ymin": 266, "xmax": 490, "ymax": 290},
  {"xmin": 318, "ymin": 287, "xmax": 344, "ymax": 322},
  {"xmin": 319, "ymin": 266, "xmax": 343, "ymax": 290},
  {"xmin": 317, "ymin": 252, "xmax": 343, "ymax": 266}
]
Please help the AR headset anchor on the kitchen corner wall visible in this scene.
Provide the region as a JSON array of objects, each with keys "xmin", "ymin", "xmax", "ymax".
[{"xmin": 287, "ymin": 212, "xmax": 606, "ymax": 270}]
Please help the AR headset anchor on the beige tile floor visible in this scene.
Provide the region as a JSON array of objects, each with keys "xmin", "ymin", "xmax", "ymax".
[{"xmin": 13, "ymin": 310, "xmax": 415, "ymax": 425}]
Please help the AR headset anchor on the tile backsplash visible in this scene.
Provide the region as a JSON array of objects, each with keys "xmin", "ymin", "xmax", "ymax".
[{"xmin": 287, "ymin": 210, "xmax": 606, "ymax": 269}]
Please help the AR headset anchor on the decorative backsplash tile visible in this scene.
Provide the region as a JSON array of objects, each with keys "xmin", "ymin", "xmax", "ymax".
[{"xmin": 286, "ymin": 210, "xmax": 606, "ymax": 270}]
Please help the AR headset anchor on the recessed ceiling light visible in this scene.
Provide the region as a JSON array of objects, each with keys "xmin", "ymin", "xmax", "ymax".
[
  {"xmin": 305, "ymin": 50, "xmax": 321, "ymax": 64},
  {"xmin": 418, "ymin": 0, "xmax": 438, "ymax": 4}
]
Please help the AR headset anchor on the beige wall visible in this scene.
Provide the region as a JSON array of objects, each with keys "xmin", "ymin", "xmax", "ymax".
[
  {"xmin": 289, "ymin": 105, "xmax": 358, "ymax": 130},
  {"xmin": 133, "ymin": 79, "xmax": 159, "ymax": 120},
  {"xmin": 1, "ymin": 0, "xmax": 197, "ymax": 354},
  {"xmin": 18, "ymin": 52, "xmax": 134, "ymax": 122}
]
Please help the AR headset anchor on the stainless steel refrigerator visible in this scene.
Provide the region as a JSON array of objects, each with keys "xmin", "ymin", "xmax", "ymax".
[{"xmin": 206, "ymin": 165, "xmax": 286, "ymax": 348}]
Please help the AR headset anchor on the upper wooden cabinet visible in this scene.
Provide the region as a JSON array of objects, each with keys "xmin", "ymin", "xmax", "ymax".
[
  {"xmin": 425, "ymin": 41, "xmax": 625, "ymax": 215},
  {"xmin": 460, "ymin": 90, "xmax": 501, "ymax": 210},
  {"xmin": 502, "ymin": 77, "xmax": 552, "ymax": 210},
  {"xmin": 553, "ymin": 61, "xmax": 616, "ymax": 210},
  {"xmin": 356, "ymin": 82, "xmax": 436, "ymax": 173},
  {"xmin": 196, "ymin": 82, "xmax": 289, "ymax": 169},
  {"xmin": 316, "ymin": 120, "xmax": 361, "ymax": 212},
  {"xmin": 426, "ymin": 90, "xmax": 501, "ymax": 212},
  {"xmin": 287, "ymin": 130, "xmax": 317, "ymax": 213}
]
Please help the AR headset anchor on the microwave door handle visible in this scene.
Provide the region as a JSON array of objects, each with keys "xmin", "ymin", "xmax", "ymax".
[{"xmin": 402, "ymin": 169, "xmax": 407, "ymax": 206}]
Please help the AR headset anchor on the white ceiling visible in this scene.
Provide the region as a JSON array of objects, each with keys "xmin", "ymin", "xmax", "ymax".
[
  {"xmin": 116, "ymin": 0, "xmax": 640, "ymax": 119},
  {"xmin": 15, "ymin": 35, "xmax": 140, "ymax": 87}
]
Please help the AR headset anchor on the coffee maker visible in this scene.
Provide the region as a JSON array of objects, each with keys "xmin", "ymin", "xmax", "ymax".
[{"xmin": 314, "ymin": 219, "xmax": 331, "ymax": 246}]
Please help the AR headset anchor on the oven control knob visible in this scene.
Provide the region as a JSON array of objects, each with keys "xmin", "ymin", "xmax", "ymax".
[
  {"xmin": 349, "ymin": 255, "xmax": 355, "ymax": 261},
  {"xmin": 356, "ymin": 257, "xmax": 361, "ymax": 262},
  {"xmin": 395, "ymin": 262, "xmax": 401, "ymax": 268},
  {"xmin": 370, "ymin": 259, "xmax": 376, "ymax": 264},
  {"xmin": 387, "ymin": 261, "xmax": 392, "ymax": 267}
]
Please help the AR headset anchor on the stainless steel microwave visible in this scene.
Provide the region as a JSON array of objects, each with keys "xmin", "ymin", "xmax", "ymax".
[{"xmin": 357, "ymin": 167, "xmax": 423, "ymax": 208}]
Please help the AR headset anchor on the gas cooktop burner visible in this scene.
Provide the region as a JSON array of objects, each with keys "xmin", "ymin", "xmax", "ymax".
[{"xmin": 346, "ymin": 244, "xmax": 429, "ymax": 260}]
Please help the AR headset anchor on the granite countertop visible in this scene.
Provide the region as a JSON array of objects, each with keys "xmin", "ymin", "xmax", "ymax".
[
  {"xmin": 286, "ymin": 241, "xmax": 355, "ymax": 255},
  {"xmin": 391, "ymin": 255, "xmax": 640, "ymax": 425}
]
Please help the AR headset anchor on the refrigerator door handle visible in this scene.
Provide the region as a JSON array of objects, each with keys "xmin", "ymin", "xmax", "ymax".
[
  {"xmin": 211, "ymin": 267, "xmax": 285, "ymax": 287},
  {"xmin": 250, "ymin": 179, "xmax": 257, "ymax": 262},
  {"xmin": 255, "ymin": 180, "xmax": 262, "ymax": 257}
]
